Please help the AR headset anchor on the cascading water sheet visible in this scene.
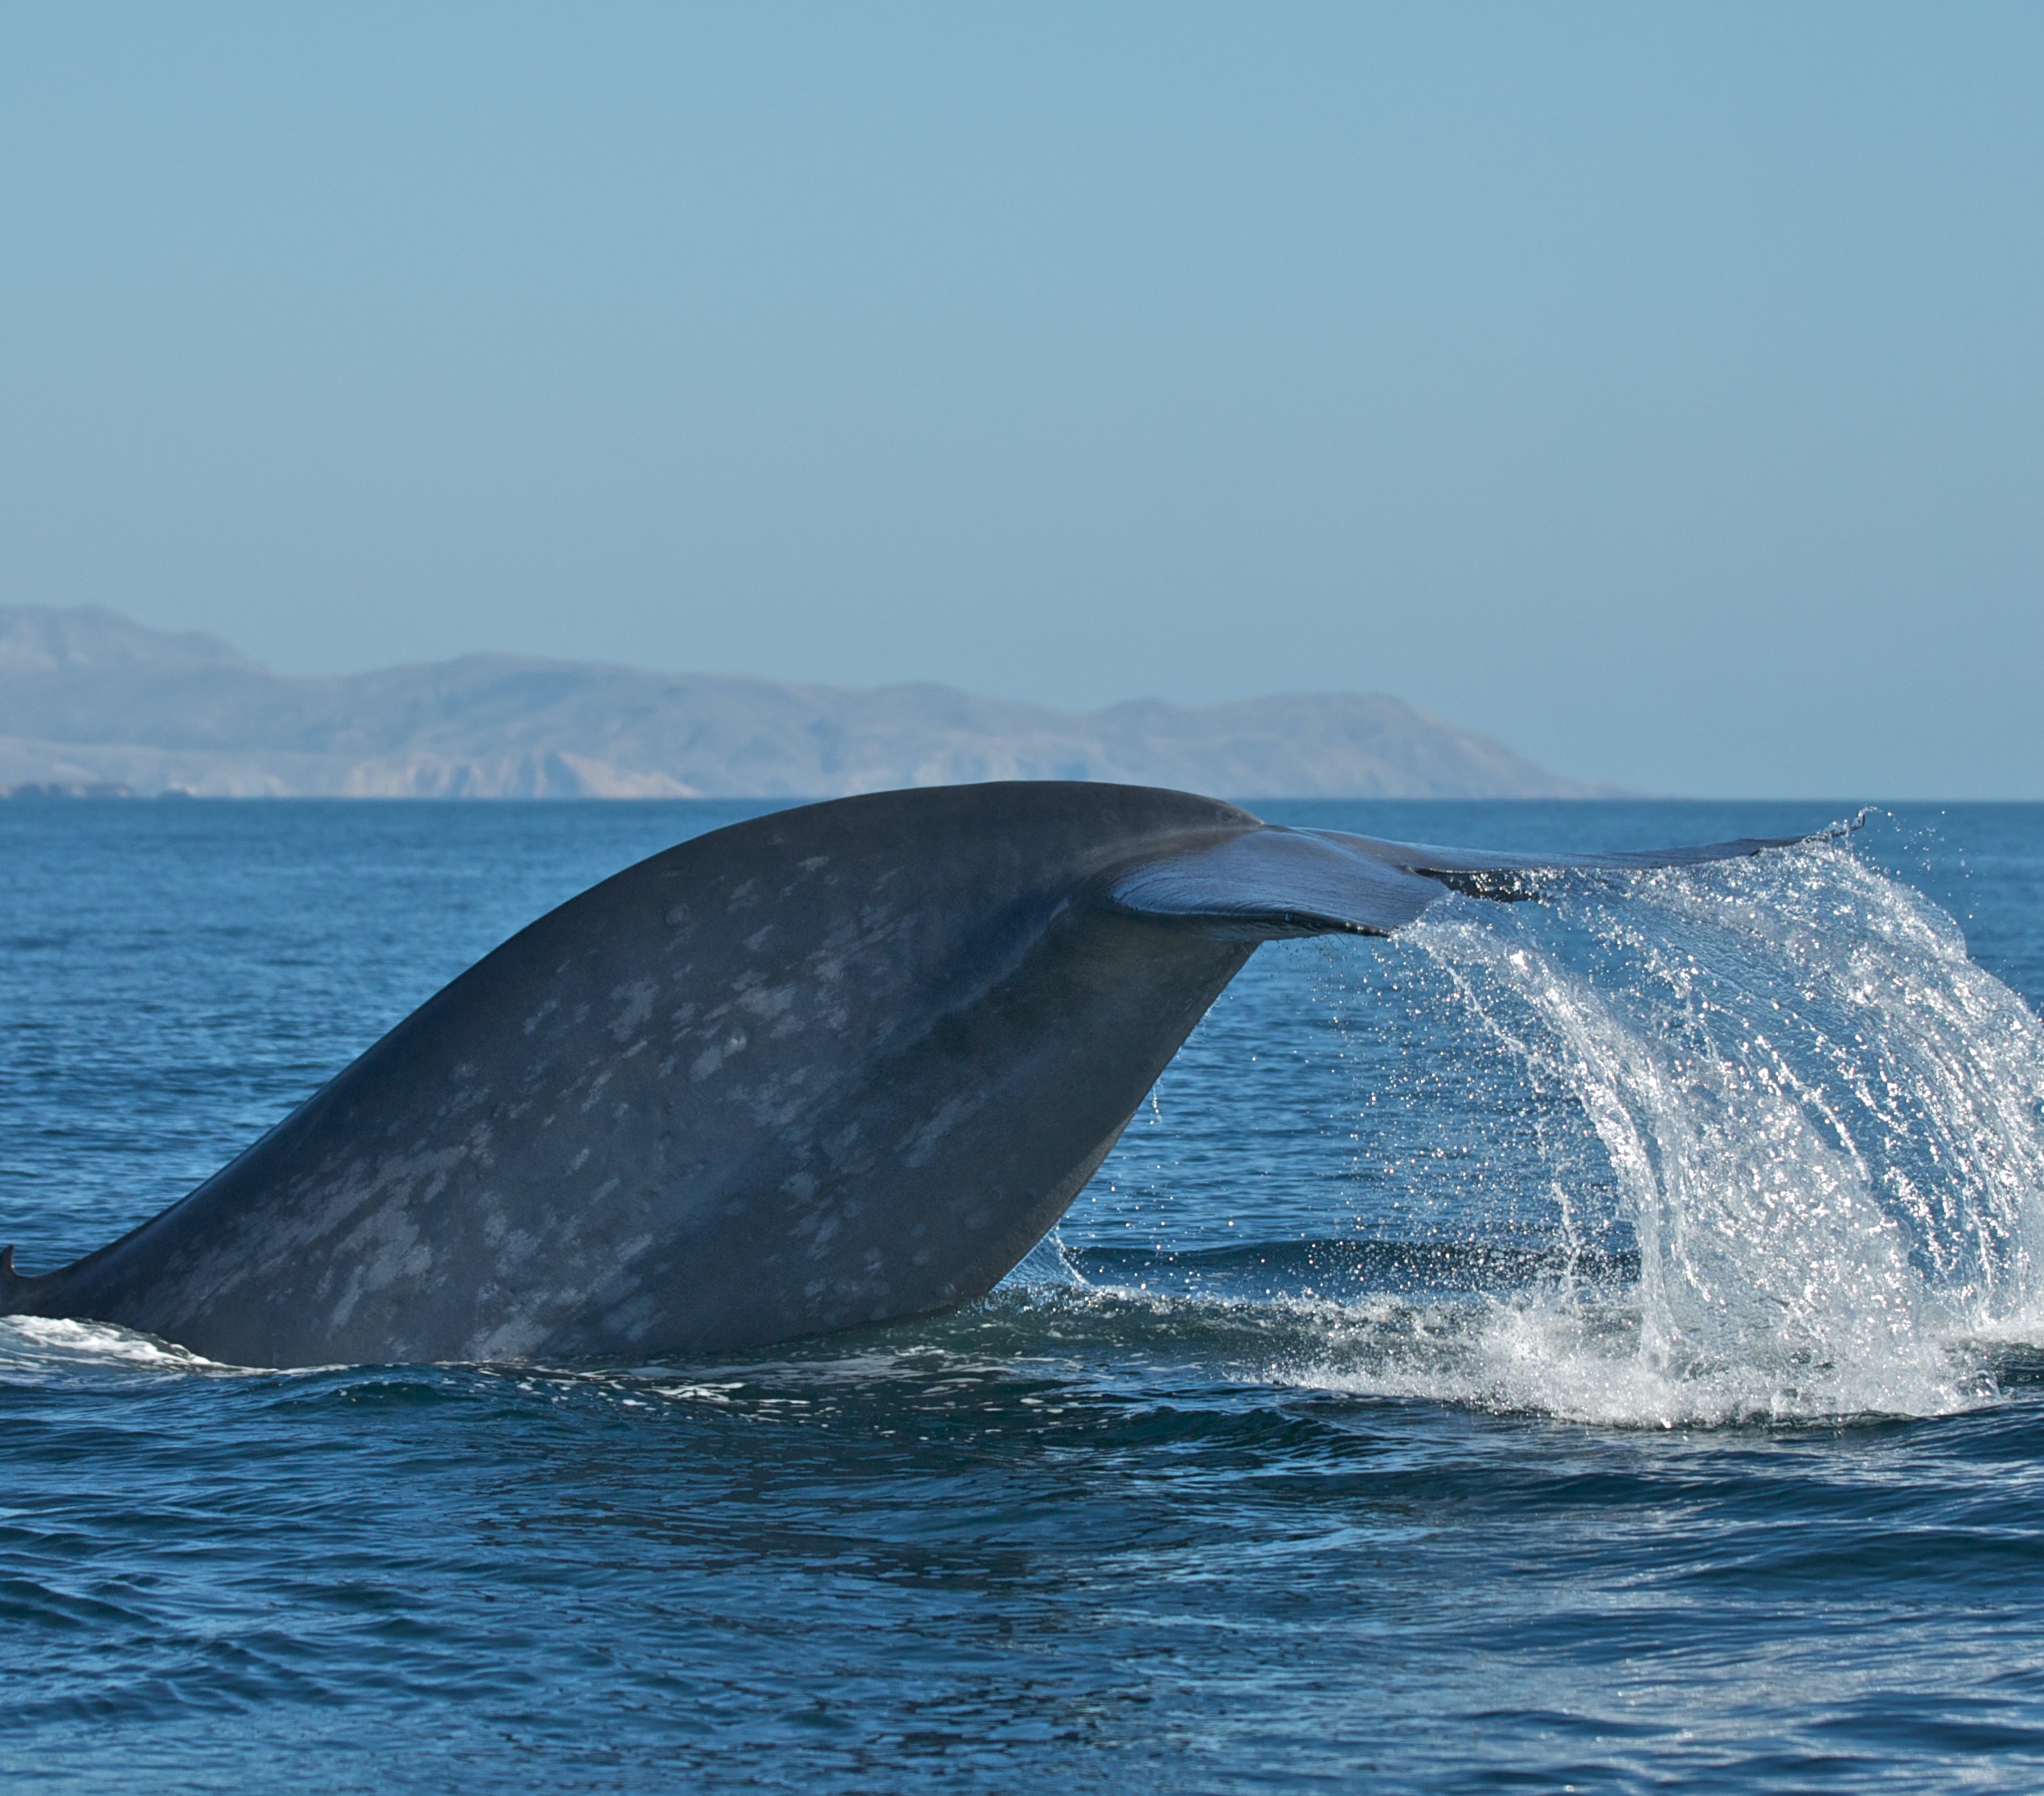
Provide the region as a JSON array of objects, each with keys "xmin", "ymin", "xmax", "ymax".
[{"xmin": 1253, "ymin": 837, "xmax": 2044, "ymax": 1424}]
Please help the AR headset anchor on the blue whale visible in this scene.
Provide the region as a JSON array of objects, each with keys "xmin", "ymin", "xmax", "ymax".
[{"xmin": 0, "ymin": 783, "xmax": 1800, "ymax": 1366}]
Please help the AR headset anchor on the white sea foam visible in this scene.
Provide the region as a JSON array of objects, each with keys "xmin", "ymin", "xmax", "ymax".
[{"xmin": 0, "ymin": 1312, "xmax": 231, "ymax": 1377}]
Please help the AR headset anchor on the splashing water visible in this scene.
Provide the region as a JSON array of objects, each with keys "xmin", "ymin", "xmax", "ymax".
[
  {"xmin": 1282, "ymin": 839, "xmax": 2044, "ymax": 1425},
  {"xmin": 0, "ymin": 1313, "xmax": 229, "ymax": 1381}
]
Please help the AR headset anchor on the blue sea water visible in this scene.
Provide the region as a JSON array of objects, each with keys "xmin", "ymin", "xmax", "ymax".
[{"xmin": 4, "ymin": 797, "xmax": 2044, "ymax": 1793}]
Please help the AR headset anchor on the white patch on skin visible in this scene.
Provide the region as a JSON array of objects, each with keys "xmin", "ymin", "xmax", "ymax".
[
  {"xmin": 328, "ymin": 1203, "xmax": 435, "ymax": 1329},
  {"xmin": 738, "ymin": 983, "xmax": 796, "ymax": 1022},
  {"xmin": 795, "ymin": 1208, "xmax": 841, "ymax": 1249},
  {"xmin": 494, "ymin": 1228, "xmax": 541, "ymax": 1269},
  {"xmin": 471, "ymin": 1314, "xmax": 551, "ymax": 1359},
  {"xmin": 602, "ymin": 1291, "xmax": 661, "ymax": 1341},
  {"xmin": 689, "ymin": 1027, "xmax": 748, "ymax": 1082},
  {"xmin": 899, "ymin": 1094, "xmax": 980, "ymax": 1168},
  {"xmin": 746, "ymin": 1071, "xmax": 813, "ymax": 1130},
  {"xmin": 608, "ymin": 979, "xmax": 657, "ymax": 1042}
]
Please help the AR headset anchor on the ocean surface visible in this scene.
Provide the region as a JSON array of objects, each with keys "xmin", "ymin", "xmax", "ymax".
[{"xmin": 5, "ymin": 797, "xmax": 2044, "ymax": 1793}]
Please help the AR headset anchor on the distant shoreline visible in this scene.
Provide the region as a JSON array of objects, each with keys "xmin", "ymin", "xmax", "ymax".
[
  {"xmin": 7, "ymin": 785, "xmax": 1993, "ymax": 808},
  {"xmin": 2, "ymin": 605, "xmax": 1616, "ymax": 803}
]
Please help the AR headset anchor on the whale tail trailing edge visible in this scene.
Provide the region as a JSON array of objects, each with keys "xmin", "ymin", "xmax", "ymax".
[{"xmin": 1107, "ymin": 822, "xmax": 1825, "ymax": 940}]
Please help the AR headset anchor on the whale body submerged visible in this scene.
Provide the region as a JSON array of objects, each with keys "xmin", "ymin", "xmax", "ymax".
[{"xmin": 0, "ymin": 783, "xmax": 1803, "ymax": 1368}]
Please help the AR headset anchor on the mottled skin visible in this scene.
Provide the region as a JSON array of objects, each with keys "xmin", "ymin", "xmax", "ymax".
[{"xmin": 0, "ymin": 782, "xmax": 1796, "ymax": 1367}]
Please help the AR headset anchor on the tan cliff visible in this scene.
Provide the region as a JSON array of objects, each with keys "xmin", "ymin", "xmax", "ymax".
[{"xmin": 0, "ymin": 606, "xmax": 1611, "ymax": 801}]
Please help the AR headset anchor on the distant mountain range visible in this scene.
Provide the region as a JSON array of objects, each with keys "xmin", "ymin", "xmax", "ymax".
[{"xmin": 0, "ymin": 606, "xmax": 1605, "ymax": 800}]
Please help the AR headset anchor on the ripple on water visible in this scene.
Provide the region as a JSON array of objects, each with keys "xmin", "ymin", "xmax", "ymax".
[{"xmin": 6, "ymin": 802, "xmax": 2044, "ymax": 1791}]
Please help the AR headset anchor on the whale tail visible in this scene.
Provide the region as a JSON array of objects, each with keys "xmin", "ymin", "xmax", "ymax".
[
  {"xmin": 0, "ymin": 783, "xmax": 1852, "ymax": 1366},
  {"xmin": 1108, "ymin": 821, "xmax": 1826, "ymax": 941}
]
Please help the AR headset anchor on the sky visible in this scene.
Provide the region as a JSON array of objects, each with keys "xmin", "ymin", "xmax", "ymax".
[{"xmin": 2, "ymin": 3, "xmax": 2038, "ymax": 798}]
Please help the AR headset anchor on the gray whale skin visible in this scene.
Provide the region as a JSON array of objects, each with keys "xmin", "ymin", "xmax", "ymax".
[{"xmin": 1, "ymin": 782, "xmax": 1800, "ymax": 1368}]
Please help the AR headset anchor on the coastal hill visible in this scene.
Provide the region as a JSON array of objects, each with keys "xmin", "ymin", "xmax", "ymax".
[{"xmin": 0, "ymin": 606, "xmax": 1602, "ymax": 800}]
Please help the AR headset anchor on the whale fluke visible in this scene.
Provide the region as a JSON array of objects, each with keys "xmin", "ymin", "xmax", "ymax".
[{"xmin": 1, "ymin": 783, "xmax": 1811, "ymax": 1368}]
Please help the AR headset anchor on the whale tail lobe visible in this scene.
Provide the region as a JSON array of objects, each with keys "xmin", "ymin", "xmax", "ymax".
[{"xmin": 1107, "ymin": 821, "xmax": 1816, "ymax": 941}]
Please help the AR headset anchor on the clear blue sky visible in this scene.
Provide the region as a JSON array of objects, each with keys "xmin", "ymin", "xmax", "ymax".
[{"xmin": 2, "ymin": 3, "xmax": 2038, "ymax": 796}]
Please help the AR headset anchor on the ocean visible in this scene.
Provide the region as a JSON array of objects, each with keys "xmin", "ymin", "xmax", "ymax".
[{"xmin": 4, "ymin": 796, "xmax": 2043, "ymax": 1793}]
